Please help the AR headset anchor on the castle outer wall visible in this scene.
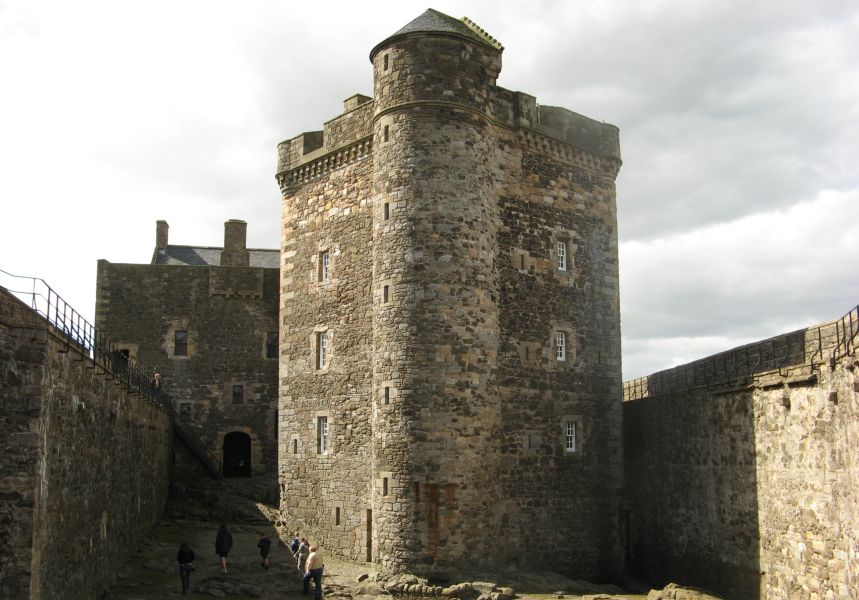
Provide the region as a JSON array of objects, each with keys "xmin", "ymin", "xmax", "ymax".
[
  {"xmin": 623, "ymin": 307, "xmax": 859, "ymax": 599},
  {"xmin": 0, "ymin": 288, "xmax": 171, "ymax": 599},
  {"xmin": 276, "ymin": 12, "xmax": 622, "ymax": 580}
]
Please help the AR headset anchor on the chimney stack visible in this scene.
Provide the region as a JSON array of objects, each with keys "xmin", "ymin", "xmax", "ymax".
[
  {"xmin": 220, "ymin": 219, "xmax": 250, "ymax": 267},
  {"xmin": 156, "ymin": 220, "xmax": 169, "ymax": 250}
]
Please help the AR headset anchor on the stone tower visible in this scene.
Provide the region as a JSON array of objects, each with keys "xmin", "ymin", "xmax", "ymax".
[{"xmin": 276, "ymin": 9, "xmax": 623, "ymax": 580}]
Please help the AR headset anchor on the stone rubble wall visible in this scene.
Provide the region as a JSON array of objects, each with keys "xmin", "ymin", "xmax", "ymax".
[
  {"xmin": 95, "ymin": 261, "xmax": 280, "ymax": 477},
  {"xmin": 277, "ymin": 153, "xmax": 375, "ymax": 561},
  {"xmin": 624, "ymin": 322, "xmax": 859, "ymax": 599},
  {"xmin": 0, "ymin": 288, "xmax": 171, "ymax": 599}
]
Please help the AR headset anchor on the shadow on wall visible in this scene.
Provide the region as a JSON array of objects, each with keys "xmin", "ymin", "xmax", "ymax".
[{"xmin": 623, "ymin": 389, "xmax": 761, "ymax": 598}]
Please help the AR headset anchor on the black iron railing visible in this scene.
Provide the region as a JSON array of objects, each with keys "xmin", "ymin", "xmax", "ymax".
[
  {"xmin": 623, "ymin": 302, "xmax": 859, "ymax": 401},
  {"xmin": 0, "ymin": 269, "xmax": 221, "ymax": 478}
]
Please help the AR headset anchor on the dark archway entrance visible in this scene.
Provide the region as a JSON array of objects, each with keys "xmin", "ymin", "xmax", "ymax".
[{"xmin": 222, "ymin": 432, "xmax": 251, "ymax": 477}]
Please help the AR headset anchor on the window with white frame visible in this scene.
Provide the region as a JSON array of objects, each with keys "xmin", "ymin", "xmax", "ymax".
[
  {"xmin": 565, "ymin": 421, "xmax": 577, "ymax": 453},
  {"xmin": 557, "ymin": 241, "xmax": 567, "ymax": 271},
  {"xmin": 556, "ymin": 331, "xmax": 567, "ymax": 361},
  {"xmin": 317, "ymin": 416, "xmax": 329, "ymax": 455},
  {"xmin": 319, "ymin": 251, "xmax": 330, "ymax": 283},
  {"xmin": 316, "ymin": 331, "xmax": 328, "ymax": 369}
]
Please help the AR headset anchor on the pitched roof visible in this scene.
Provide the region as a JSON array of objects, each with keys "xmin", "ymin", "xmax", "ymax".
[
  {"xmin": 152, "ymin": 245, "xmax": 279, "ymax": 269},
  {"xmin": 370, "ymin": 8, "xmax": 502, "ymax": 58}
]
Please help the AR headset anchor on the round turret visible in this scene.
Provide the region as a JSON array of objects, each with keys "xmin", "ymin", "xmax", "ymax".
[{"xmin": 368, "ymin": 8, "xmax": 503, "ymax": 574}]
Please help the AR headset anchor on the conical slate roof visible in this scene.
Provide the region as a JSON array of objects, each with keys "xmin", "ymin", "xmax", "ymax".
[{"xmin": 370, "ymin": 8, "xmax": 502, "ymax": 59}]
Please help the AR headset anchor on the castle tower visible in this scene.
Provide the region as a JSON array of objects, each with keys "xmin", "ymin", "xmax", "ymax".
[
  {"xmin": 369, "ymin": 9, "xmax": 504, "ymax": 570},
  {"xmin": 276, "ymin": 8, "xmax": 623, "ymax": 580}
]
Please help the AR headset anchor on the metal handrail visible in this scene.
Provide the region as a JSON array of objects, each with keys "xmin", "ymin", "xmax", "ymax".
[
  {"xmin": 1, "ymin": 269, "xmax": 221, "ymax": 478},
  {"xmin": 624, "ymin": 302, "xmax": 859, "ymax": 401}
]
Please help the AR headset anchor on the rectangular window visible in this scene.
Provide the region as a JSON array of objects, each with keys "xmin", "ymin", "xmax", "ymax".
[
  {"xmin": 556, "ymin": 331, "xmax": 566, "ymax": 361},
  {"xmin": 266, "ymin": 331, "xmax": 278, "ymax": 359},
  {"xmin": 174, "ymin": 330, "xmax": 188, "ymax": 356},
  {"xmin": 316, "ymin": 331, "xmax": 328, "ymax": 369},
  {"xmin": 557, "ymin": 241, "xmax": 567, "ymax": 271},
  {"xmin": 384, "ymin": 386, "xmax": 390, "ymax": 405},
  {"xmin": 383, "ymin": 53, "xmax": 389, "ymax": 71},
  {"xmin": 232, "ymin": 384, "xmax": 244, "ymax": 404},
  {"xmin": 565, "ymin": 422, "xmax": 577, "ymax": 453},
  {"xmin": 317, "ymin": 416, "xmax": 329, "ymax": 454},
  {"xmin": 179, "ymin": 402, "xmax": 192, "ymax": 422},
  {"xmin": 335, "ymin": 506, "xmax": 341, "ymax": 525},
  {"xmin": 382, "ymin": 477, "xmax": 389, "ymax": 496},
  {"xmin": 383, "ymin": 125, "xmax": 389, "ymax": 142},
  {"xmin": 383, "ymin": 284, "xmax": 390, "ymax": 303},
  {"xmin": 383, "ymin": 202, "xmax": 390, "ymax": 220},
  {"xmin": 319, "ymin": 251, "xmax": 330, "ymax": 282}
]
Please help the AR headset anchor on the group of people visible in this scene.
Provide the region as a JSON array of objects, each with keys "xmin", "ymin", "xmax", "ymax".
[
  {"xmin": 290, "ymin": 532, "xmax": 325, "ymax": 599},
  {"xmin": 173, "ymin": 525, "xmax": 324, "ymax": 598}
]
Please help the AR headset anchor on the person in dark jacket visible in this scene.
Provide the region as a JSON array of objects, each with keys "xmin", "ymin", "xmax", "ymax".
[
  {"xmin": 215, "ymin": 524, "xmax": 233, "ymax": 574},
  {"xmin": 258, "ymin": 531, "xmax": 272, "ymax": 569},
  {"xmin": 176, "ymin": 541, "xmax": 195, "ymax": 594}
]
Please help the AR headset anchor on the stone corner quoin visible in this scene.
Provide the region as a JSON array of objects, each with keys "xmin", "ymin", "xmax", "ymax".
[{"xmin": 275, "ymin": 8, "xmax": 623, "ymax": 580}]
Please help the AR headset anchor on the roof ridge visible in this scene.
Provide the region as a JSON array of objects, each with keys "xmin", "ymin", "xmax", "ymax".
[{"xmin": 461, "ymin": 16, "xmax": 503, "ymax": 51}]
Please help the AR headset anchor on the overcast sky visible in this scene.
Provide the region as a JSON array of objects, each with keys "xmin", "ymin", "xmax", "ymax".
[{"xmin": 1, "ymin": 0, "xmax": 857, "ymax": 380}]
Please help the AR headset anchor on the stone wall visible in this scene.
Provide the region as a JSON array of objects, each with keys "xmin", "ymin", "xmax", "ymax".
[
  {"xmin": 0, "ymin": 288, "xmax": 171, "ymax": 599},
  {"xmin": 624, "ymin": 314, "xmax": 859, "ymax": 599},
  {"xmin": 276, "ymin": 14, "xmax": 623, "ymax": 581},
  {"xmin": 95, "ymin": 261, "xmax": 279, "ymax": 478}
]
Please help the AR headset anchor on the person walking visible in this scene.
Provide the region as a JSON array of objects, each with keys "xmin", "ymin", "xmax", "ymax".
[
  {"xmin": 303, "ymin": 545, "xmax": 324, "ymax": 599},
  {"xmin": 176, "ymin": 541, "xmax": 195, "ymax": 595},
  {"xmin": 290, "ymin": 531, "xmax": 301, "ymax": 555},
  {"xmin": 215, "ymin": 523, "xmax": 233, "ymax": 574},
  {"xmin": 258, "ymin": 531, "xmax": 272, "ymax": 570},
  {"xmin": 295, "ymin": 537, "xmax": 310, "ymax": 575}
]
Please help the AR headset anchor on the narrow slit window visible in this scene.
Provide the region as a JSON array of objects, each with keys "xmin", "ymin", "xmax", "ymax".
[
  {"xmin": 382, "ymin": 477, "xmax": 389, "ymax": 496},
  {"xmin": 384, "ymin": 386, "xmax": 390, "ymax": 405},
  {"xmin": 335, "ymin": 506, "xmax": 341, "ymax": 525},
  {"xmin": 292, "ymin": 439, "xmax": 298, "ymax": 454},
  {"xmin": 319, "ymin": 251, "xmax": 330, "ymax": 282},
  {"xmin": 383, "ymin": 285, "xmax": 389, "ymax": 303},
  {"xmin": 383, "ymin": 125, "xmax": 389, "ymax": 142},
  {"xmin": 383, "ymin": 202, "xmax": 390, "ymax": 220},
  {"xmin": 316, "ymin": 331, "xmax": 328, "ymax": 369},
  {"xmin": 557, "ymin": 241, "xmax": 567, "ymax": 271},
  {"xmin": 556, "ymin": 331, "xmax": 566, "ymax": 361},
  {"xmin": 174, "ymin": 330, "xmax": 188, "ymax": 356},
  {"xmin": 266, "ymin": 331, "xmax": 278, "ymax": 359},
  {"xmin": 565, "ymin": 422, "xmax": 577, "ymax": 453},
  {"xmin": 317, "ymin": 416, "xmax": 329, "ymax": 455},
  {"xmin": 383, "ymin": 53, "xmax": 389, "ymax": 71},
  {"xmin": 520, "ymin": 254, "xmax": 525, "ymax": 269}
]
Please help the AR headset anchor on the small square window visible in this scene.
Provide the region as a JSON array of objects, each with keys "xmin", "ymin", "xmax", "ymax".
[
  {"xmin": 557, "ymin": 241, "xmax": 567, "ymax": 271},
  {"xmin": 565, "ymin": 422, "xmax": 577, "ymax": 453},
  {"xmin": 318, "ymin": 251, "xmax": 330, "ymax": 283},
  {"xmin": 316, "ymin": 332, "xmax": 328, "ymax": 370},
  {"xmin": 179, "ymin": 402, "xmax": 192, "ymax": 422},
  {"xmin": 232, "ymin": 384, "xmax": 244, "ymax": 404},
  {"xmin": 174, "ymin": 330, "xmax": 188, "ymax": 356},
  {"xmin": 317, "ymin": 416, "xmax": 329, "ymax": 455},
  {"xmin": 266, "ymin": 331, "xmax": 278, "ymax": 359},
  {"xmin": 556, "ymin": 331, "xmax": 566, "ymax": 361}
]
